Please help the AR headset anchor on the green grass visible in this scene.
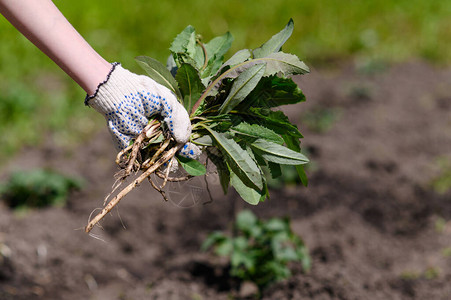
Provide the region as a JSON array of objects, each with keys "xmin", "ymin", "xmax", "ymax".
[
  {"xmin": 52, "ymin": 0, "xmax": 451, "ymax": 66},
  {"xmin": 0, "ymin": 0, "xmax": 449, "ymax": 160}
]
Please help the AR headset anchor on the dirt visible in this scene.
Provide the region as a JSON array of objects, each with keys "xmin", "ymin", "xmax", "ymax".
[{"xmin": 1, "ymin": 60, "xmax": 451, "ymax": 300}]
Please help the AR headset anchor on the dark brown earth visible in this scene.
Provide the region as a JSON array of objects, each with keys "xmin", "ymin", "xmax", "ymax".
[{"xmin": 1, "ymin": 61, "xmax": 451, "ymax": 300}]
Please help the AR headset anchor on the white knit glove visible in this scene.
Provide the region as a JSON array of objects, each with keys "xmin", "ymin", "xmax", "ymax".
[{"xmin": 85, "ymin": 63, "xmax": 200, "ymax": 160}]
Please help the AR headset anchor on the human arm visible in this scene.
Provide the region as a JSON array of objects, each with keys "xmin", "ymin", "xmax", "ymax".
[{"xmin": 0, "ymin": 0, "xmax": 199, "ymax": 155}]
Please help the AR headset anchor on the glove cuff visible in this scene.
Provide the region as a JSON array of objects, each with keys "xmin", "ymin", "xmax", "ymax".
[
  {"xmin": 85, "ymin": 62, "xmax": 141, "ymax": 114},
  {"xmin": 84, "ymin": 62, "xmax": 120, "ymax": 106}
]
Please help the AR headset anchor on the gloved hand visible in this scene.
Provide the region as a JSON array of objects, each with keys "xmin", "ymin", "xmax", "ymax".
[{"xmin": 85, "ymin": 63, "xmax": 200, "ymax": 160}]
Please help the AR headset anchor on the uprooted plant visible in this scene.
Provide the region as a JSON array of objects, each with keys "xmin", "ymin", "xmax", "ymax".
[{"xmin": 85, "ymin": 19, "xmax": 310, "ymax": 233}]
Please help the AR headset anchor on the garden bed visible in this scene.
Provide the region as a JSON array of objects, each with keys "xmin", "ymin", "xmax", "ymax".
[{"xmin": 1, "ymin": 60, "xmax": 451, "ymax": 299}]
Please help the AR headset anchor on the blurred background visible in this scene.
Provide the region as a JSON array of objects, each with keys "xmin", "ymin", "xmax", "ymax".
[
  {"xmin": 0, "ymin": 0, "xmax": 449, "ymax": 161},
  {"xmin": 1, "ymin": 1, "xmax": 451, "ymax": 299}
]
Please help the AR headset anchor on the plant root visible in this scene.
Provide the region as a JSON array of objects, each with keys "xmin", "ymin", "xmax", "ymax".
[
  {"xmin": 148, "ymin": 176, "xmax": 169, "ymax": 202},
  {"xmin": 85, "ymin": 143, "xmax": 182, "ymax": 233},
  {"xmin": 155, "ymin": 171, "xmax": 193, "ymax": 182},
  {"xmin": 85, "ymin": 117, "xmax": 198, "ymax": 233},
  {"xmin": 116, "ymin": 120, "xmax": 160, "ymax": 179},
  {"xmin": 85, "ymin": 118, "xmax": 193, "ymax": 233}
]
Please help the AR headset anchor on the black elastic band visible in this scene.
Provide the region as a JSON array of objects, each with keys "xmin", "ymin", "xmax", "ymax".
[{"xmin": 84, "ymin": 62, "xmax": 120, "ymax": 106}]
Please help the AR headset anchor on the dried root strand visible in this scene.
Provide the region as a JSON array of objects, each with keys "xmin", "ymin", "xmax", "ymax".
[
  {"xmin": 143, "ymin": 137, "xmax": 171, "ymax": 169},
  {"xmin": 116, "ymin": 144, "xmax": 133, "ymax": 167},
  {"xmin": 160, "ymin": 157, "xmax": 174, "ymax": 189},
  {"xmin": 123, "ymin": 133, "xmax": 145, "ymax": 177},
  {"xmin": 148, "ymin": 176, "xmax": 169, "ymax": 202},
  {"xmin": 155, "ymin": 171, "xmax": 193, "ymax": 182},
  {"xmin": 115, "ymin": 120, "xmax": 161, "ymax": 173}
]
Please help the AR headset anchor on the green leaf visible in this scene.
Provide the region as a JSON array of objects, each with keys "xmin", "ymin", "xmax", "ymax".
[
  {"xmin": 296, "ymin": 244, "xmax": 311, "ymax": 271},
  {"xmin": 253, "ymin": 19, "xmax": 294, "ymax": 58},
  {"xmin": 219, "ymin": 63, "xmax": 266, "ymax": 114},
  {"xmin": 192, "ymin": 44, "xmax": 205, "ymax": 70},
  {"xmin": 269, "ymin": 77, "xmax": 306, "ymax": 106},
  {"xmin": 193, "ymin": 135, "xmax": 213, "ymax": 146},
  {"xmin": 173, "ymin": 52, "xmax": 201, "ymax": 71},
  {"xmin": 235, "ymin": 210, "xmax": 263, "ymax": 238},
  {"xmin": 236, "ymin": 210, "xmax": 258, "ymax": 232},
  {"xmin": 267, "ymin": 162, "xmax": 282, "ymax": 179},
  {"xmin": 241, "ymin": 76, "xmax": 306, "ymax": 109},
  {"xmin": 203, "ymin": 32, "xmax": 234, "ymax": 77},
  {"xmin": 231, "ymin": 122, "xmax": 284, "ymax": 145},
  {"xmin": 246, "ymin": 144, "xmax": 267, "ymax": 167},
  {"xmin": 221, "ymin": 49, "xmax": 252, "ymax": 70},
  {"xmin": 231, "ymin": 243, "xmax": 255, "ymax": 269},
  {"xmin": 135, "ymin": 56, "xmax": 182, "ymax": 100},
  {"xmin": 265, "ymin": 218, "xmax": 289, "ymax": 232},
  {"xmin": 196, "ymin": 52, "xmax": 308, "ymax": 110},
  {"xmin": 251, "ymin": 139, "xmax": 309, "ymax": 165},
  {"xmin": 216, "ymin": 239, "xmax": 234, "ymax": 256},
  {"xmin": 283, "ymin": 135, "xmax": 308, "ymax": 186},
  {"xmin": 247, "ymin": 108, "xmax": 303, "ymax": 138},
  {"xmin": 230, "ymin": 170, "xmax": 264, "ymax": 205},
  {"xmin": 176, "ymin": 155, "xmax": 206, "ymax": 176},
  {"xmin": 218, "ymin": 169, "xmax": 231, "ymax": 194},
  {"xmin": 276, "ymin": 247, "xmax": 299, "ymax": 262},
  {"xmin": 201, "ymin": 231, "xmax": 227, "ymax": 251},
  {"xmin": 170, "ymin": 25, "xmax": 205, "ymax": 69},
  {"xmin": 261, "ymin": 52, "xmax": 310, "ymax": 77},
  {"xmin": 264, "ymin": 261, "xmax": 291, "ymax": 281},
  {"xmin": 206, "ymin": 148, "xmax": 230, "ymax": 194},
  {"xmin": 175, "ymin": 63, "xmax": 205, "ymax": 113},
  {"xmin": 232, "ymin": 236, "xmax": 249, "ymax": 252},
  {"xmin": 203, "ymin": 127, "xmax": 263, "ymax": 190},
  {"xmin": 295, "ymin": 165, "xmax": 308, "ymax": 186},
  {"xmin": 169, "ymin": 25, "xmax": 196, "ymax": 56},
  {"xmin": 218, "ymin": 52, "xmax": 309, "ymax": 81}
]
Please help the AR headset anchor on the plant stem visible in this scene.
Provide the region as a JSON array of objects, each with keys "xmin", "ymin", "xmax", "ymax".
[{"xmin": 197, "ymin": 39, "xmax": 209, "ymax": 72}]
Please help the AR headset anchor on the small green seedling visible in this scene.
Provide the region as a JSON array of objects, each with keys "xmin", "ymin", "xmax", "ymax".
[
  {"xmin": 202, "ymin": 210, "xmax": 310, "ymax": 291},
  {"xmin": 0, "ymin": 169, "xmax": 82, "ymax": 209}
]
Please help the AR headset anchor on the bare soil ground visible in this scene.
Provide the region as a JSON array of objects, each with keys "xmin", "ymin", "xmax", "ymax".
[{"xmin": 1, "ymin": 61, "xmax": 451, "ymax": 300}]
